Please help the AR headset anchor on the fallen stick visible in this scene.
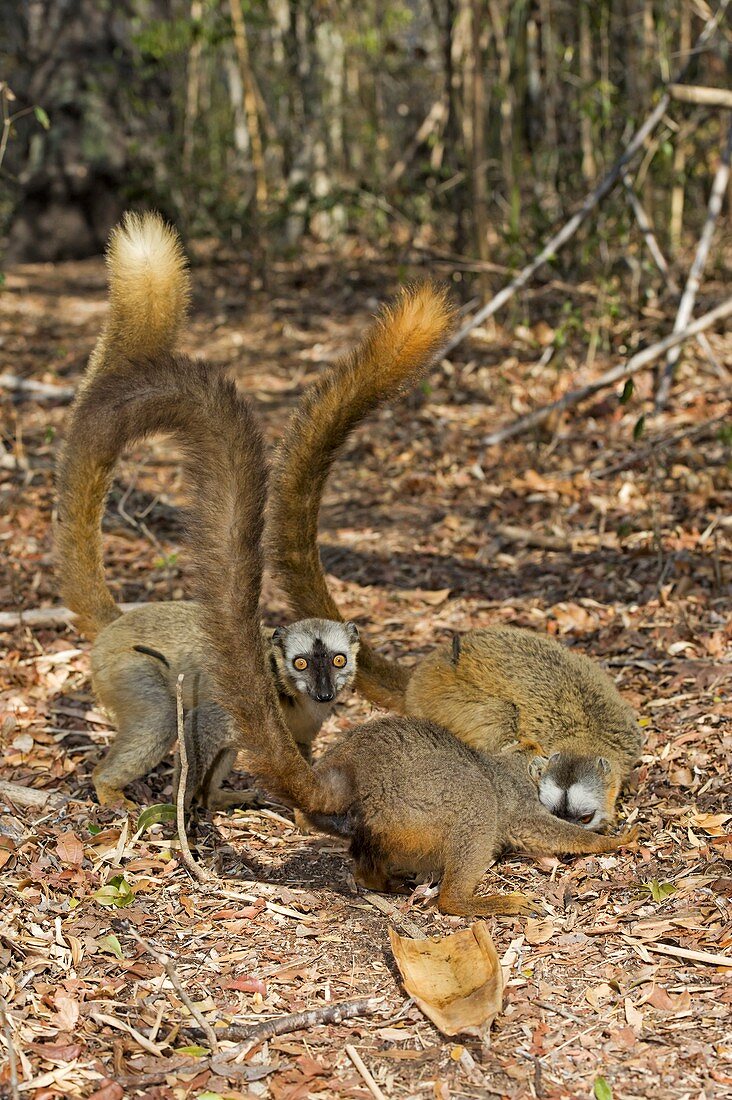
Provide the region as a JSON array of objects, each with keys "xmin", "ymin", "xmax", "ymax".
[
  {"xmin": 627, "ymin": 939, "xmax": 732, "ymax": 968},
  {"xmin": 444, "ymin": 0, "xmax": 730, "ymax": 354},
  {"xmin": 0, "ymin": 601, "xmax": 149, "ymax": 631},
  {"xmin": 189, "ymin": 996, "xmax": 382, "ymax": 1044},
  {"xmin": 655, "ymin": 119, "xmax": 732, "ymax": 408},
  {"xmin": 120, "ymin": 922, "xmax": 219, "ymax": 1053},
  {"xmin": 668, "ymin": 83, "xmax": 732, "ymax": 109},
  {"xmin": 622, "ymin": 174, "xmax": 680, "ymax": 295},
  {"xmin": 174, "ymin": 673, "xmax": 213, "ymax": 885},
  {"xmin": 483, "ymin": 297, "xmax": 732, "ymax": 446},
  {"xmin": 0, "ymin": 373, "xmax": 75, "ymax": 402},
  {"xmin": 346, "ymin": 1044, "xmax": 388, "ymax": 1100},
  {"xmin": 0, "ymin": 780, "xmax": 63, "ymax": 809}
]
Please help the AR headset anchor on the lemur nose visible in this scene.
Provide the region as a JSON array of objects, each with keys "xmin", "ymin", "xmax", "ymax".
[{"xmin": 315, "ymin": 692, "xmax": 334, "ymax": 703}]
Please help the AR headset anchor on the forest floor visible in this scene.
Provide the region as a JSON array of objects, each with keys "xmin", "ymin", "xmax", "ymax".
[{"xmin": 1, "ymin": 241, "xmax": 731, "ymax": 1100}]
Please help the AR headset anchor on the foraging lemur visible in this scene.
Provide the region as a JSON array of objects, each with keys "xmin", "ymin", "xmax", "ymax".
[
  {"xmin": 267, "ymin": 303, "xmax": 643, "ymax": 831},
  {"xmin": 56, "ymin": 213, "xmax": 359, "ymax": 810},
  {"xmin": 57, "ymin": 213, "xmax": 453, "ymax": 810},
  {"xmin": 185, "ymin": 702, "xmax": 638, "ymax": 915}
]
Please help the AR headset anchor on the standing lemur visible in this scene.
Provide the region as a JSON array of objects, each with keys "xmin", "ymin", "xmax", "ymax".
[
  {"xmin": 56, "ymin": 213, "xmax": 453, "ymax": 810},
  {"xmin": 55, "ymin": 234, "xmax": 355, "ymax": 818},
  {"xmin": 267, "ymin": 298, "xmax": 643, "ymax": 831}
]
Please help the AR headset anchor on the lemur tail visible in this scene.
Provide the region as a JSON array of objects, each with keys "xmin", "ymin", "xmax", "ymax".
[
  {"xmin": 56, "ymin": 212, "xmax": 191, "ymax": 635},
  {"xmin": 268, "ymin": 283, "xmax": 458, "ymax": 711},
  {"xmin": 58, "ymin": 348, "xmax": 348, "ymax": 814}
]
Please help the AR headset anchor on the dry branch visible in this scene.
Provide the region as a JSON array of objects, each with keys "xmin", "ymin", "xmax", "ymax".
[
  {"xmin": 190, "ymin": 996, "xmax": 382, "ymax": 1045},
  {"xmin": 483, "ymin": 297, "xmax": 732, "ymax": 446},
  {"xmin": 346, "ymin": 1044, "xmax": 388, "ymax": 1100},
  {"xmin": 655, "ymin": 120, "xmax": 732, "ymax": 408},
  {"xmin": 668, "ymin": 83, "xmax": 732, "ymax": 108},
  {"xmin": 445, "ymin": 0, "xmax": 730, "ymax": 354},
  {"xmin": 622, "ymin": 174, "xmax": 680, "ymax": 295}
]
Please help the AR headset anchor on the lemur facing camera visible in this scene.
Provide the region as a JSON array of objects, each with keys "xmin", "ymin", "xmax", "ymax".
[
  {"xmin": 55, "ymin": 234, "xmax": 354, "ymax": 819},
  {"xmin": 268, "ymin": 296, "xmax": 643, "ymax": 831},
  {"xmin": 56, "ymin": 213, "xmax": 451, "ymax": 810}
]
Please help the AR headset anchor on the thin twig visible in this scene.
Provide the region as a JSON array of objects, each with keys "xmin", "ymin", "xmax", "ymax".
[
  {"xmin": 120, "ymin": 922, "xmax": 219, "ymax": 1053},
  {"xmin": 591, "ymin": 411, "xmax": 730, "ymax": 478},
  {"xmin": 175, "ymin": 673, "xmax": 213, "ymax": 884},
  {"xmin": 346, "ymin": 1044, "xmax": 388, "ymax": 1100},
  {"xmin": 626, "ymin": 939, "xmax": 732, "ymax": 968},
  {"xmin": 621, "ymin": 174, "xmax": 680, "ymax": 295},
  {"xmin": 363, "ymin": 891, "xmax": 427, "ymax": 939},
  {"xmin": 483, "ymin": 297, "xmax": 732, "ymax": 446},
  {"xmin": 0, "ymin": 996, "xmax": 20, "ymax": 1100},
  {"xmin": 656, "ymin": 120, "xmax": 732, "ymax": 408},
  {"xmin": 444, "ymin": 0, "xmax": 730, "ymax": 354},
  {"xmin": 189, "ymin": 996, "xmax": 382, "ymax": 1045}
]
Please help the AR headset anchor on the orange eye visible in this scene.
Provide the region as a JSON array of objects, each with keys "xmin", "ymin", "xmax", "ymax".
[
  {"xmin": 333, "ymin": 654, "xmax": 347, "ymax": 668},
  {"xmin": 578, "ymin": 813, "xmax": 594, "ymax": 825},
  {"xmin": 293, "ymin": 657, "xmax": 308, "ymax": 671}
]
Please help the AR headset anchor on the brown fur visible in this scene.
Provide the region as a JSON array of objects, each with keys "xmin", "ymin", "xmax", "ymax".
[
  {"xmin": 58, "ymin": 350, "xmax": 347, "ymax": 814},
  {"xmin": 268, "ymin": 308, "xmax": 642, "ymax": 822},
  {"xmin": 301, "ymin": 718, "xmax": 638, "ymax": 917},
  {"xmin": 267, "ymin": 282, "xmax": 459, "ymax": 710},
  {"xmin": 55, "ymin": 214, "xmax": 349, "ymax": 816}
]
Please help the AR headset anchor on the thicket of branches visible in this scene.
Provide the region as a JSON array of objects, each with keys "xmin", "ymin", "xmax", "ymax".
[{"xmin": 2, "ymin": 0, "xmax": 730, "ymax": 266}]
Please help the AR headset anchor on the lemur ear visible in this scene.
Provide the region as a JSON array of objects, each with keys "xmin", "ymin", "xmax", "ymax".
[
  {"xmin": 528, "ymin": 756, "xmax": 548, "ymax": 782},
  {"xmin": 272, "ymin": 626, "xmax": 287, "ymax": 648},
  {"xmin": 548, "ymin": 752, "xmax": 561, "ymax": 766},
  {"xmin": 451, "ymin": 634, "xmax": 461, "ymax": 664},
  {"xmin": 344, "ymin": 621, "xmax": 359, "ymax": 644},
  {"xmin": 597, "ymin": 756, "xmax": 611, "ymax": 776}
]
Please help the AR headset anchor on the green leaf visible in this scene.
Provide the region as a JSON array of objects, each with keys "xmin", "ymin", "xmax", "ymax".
[
  {"xmin": 97, "ymin": 933, "xmax": 124, "ymax": 959},
  {"xmin": 633, "ymin": 414, "xmax": 645, "ymax": 440},
  {"xmin": 641, "ymin": 879, "xmax": 676, "ymax": 903},
  {"xmin": 197, "ymin": 1093, "xmax": 225, "ymax": 1100},
  {"xmin": 93, "ymin": 875, "xmax": 135, "ymax": 908},
  {"xmin": 87, "ymin": 823, "xmax": 102, "ymax": 835},
  {"xmin": 620, "ymin": 378, "xmax": 634, "ymax": 405},
  {"xmin": 33, "ymin": 105, "xmax": 50, "ymax": 130},
  {"xmin": 137, "ymin": 803, "xmax": 176, "ymax": 832},
  {"xmin": 176, "ymin": 1044, "xmax": 209, "ymax": 1057},
  {"xmin": 594, "ymin": 1076, "xmax": 613, "ymax": 1100}
]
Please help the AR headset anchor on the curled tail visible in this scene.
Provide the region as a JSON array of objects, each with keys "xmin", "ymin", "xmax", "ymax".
[
  {"xmin": 56, "ymin": 211, "xmax": 191, "ymax": 635},
  {"xmin": 268, "ymin": 283, "xmax": 458, "ymax": 711},
  {"xmin": 59, "ymin": 351, "xmax": 347, "ymax": 814}
]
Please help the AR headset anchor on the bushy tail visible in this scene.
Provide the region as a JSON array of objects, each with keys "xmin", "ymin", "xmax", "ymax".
[
  {"xmin": 268, "ymin": 283, "xmax": 458, "ymax": 711},
  {"xmin": 56, "ymin": 211, "xmax": 191, "ymax": 635},
  {"xmin": 58, "ymin": 351, "xmax": 347, "ymax": 814}
]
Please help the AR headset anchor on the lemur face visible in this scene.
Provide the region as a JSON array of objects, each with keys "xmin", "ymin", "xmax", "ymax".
[
  {"xmin": 532, "ymin": 752, "xmax": 614, "ymax": 830},
  {"xmin": 272, "ymin": 619, "xmax": 359, "ymax": 705}
]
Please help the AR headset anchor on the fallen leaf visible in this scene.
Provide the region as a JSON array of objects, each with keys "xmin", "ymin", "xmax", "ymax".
[
  {"xmin": 524, "ymin": 918, "xmax": 556, "ymax": 945},
  {"xmin": 55, "ymin": 831, "xmax": 84, "ymax": 866},
  {"xmin": 389, "ymin": 922, "xmax": 503, "ymax": 1037}
]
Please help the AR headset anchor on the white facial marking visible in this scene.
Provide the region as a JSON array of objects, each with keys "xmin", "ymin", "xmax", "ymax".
[{"xmin": 538, "ymin": 776, "xmax": 564, "ymax": 814}]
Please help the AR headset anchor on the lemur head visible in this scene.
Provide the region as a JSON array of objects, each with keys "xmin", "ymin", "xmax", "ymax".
[
  {"xmin": 272, "ymin": 618, "xmax": 359, "ymax": 705},
  {"xmin": 528, "ymin": 752, "xmax": 616, "ymax": 830}
]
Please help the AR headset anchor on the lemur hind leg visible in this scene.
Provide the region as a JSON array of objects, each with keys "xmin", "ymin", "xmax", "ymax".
[
  {"xmin": 92, "ymin": 658, "xmax": 176, "ymax": 810},
  {"xmin": 438, "ymin": 829, "xmax": 538, "ymax": 917}
]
